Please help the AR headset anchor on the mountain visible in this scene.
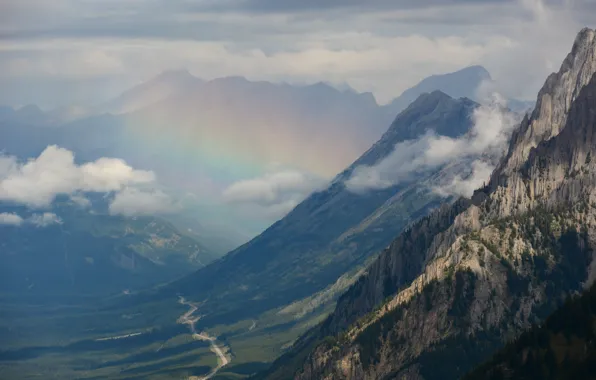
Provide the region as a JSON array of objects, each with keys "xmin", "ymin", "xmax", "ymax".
[
  {"xmin": 0, "ymin": 199, "xmax": 218, "ymax": 296},
  {"xmin": 165, "ymin": 90, "xmax": 477, "ymax": 322},
  {"xmin": 386, "ymin": 66, "xmax": 491, "ymax": 115},
  {"xmin": 464, "ymin": 282, "xmax": 596, "ymax": 380},
  {"xmin": 122, "ymin": 75, "xmax": 389, "ymax": 178},
  {"xmin": 0, "ymin": 90, "xmax": 482, "ymax": 379},
  {"xmin": 386, "ymin": 65, "xmax": 534, "ymax": 117},
  {"xmin": 259, "ymin": 28, "xmax": 596, "ymax": 380},
  {"xmin": 99, "ymin": 69, "xmax": 203, "ymax": 115}
]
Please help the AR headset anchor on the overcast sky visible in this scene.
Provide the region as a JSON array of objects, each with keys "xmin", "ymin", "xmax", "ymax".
[{"xmin": 0, "ymin": 0, "xmax": 591, "ymax": 107}]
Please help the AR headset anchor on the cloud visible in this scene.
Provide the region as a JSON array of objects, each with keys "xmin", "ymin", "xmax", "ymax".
[
  {"xmin": 0, "ymin": 211, "xmax": 64, "ymax": 227},
  {"xmin": 29, "ymin": 212, "xmax": 62, "ymax": 227},
  {"xmin": 0, "ymin": 145, "xmax": 154, "ymax": 208},
  {"xmin": 433, "ymin": 160, "xmax": 494, "ymax": 197},
  {"xmin": 346, "ymin": 92, "xmax": 518, "ymax": 194},
  {"xmin": 69, "ymin": 194, "xmax": 91, "ymax": 208},
  {"xmin": 222, "ymin": 168, "xmax": 327, "ymax": 218},
  {"xmin": 0, "ymin": 212, "xmax": 24, "ymax": 226},
  {"xmin": 109, "ymin": 187, "xmax": 177, "ymax": 217}
]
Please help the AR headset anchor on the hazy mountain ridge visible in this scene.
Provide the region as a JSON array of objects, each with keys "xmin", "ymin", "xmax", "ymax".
[
  {"xmin": 260, "ymin": 28, "xmax": 596, "ymax": 380},
  {"xmin": 386, "ymin": 66, "xmax": 491, "ymax": 115}
]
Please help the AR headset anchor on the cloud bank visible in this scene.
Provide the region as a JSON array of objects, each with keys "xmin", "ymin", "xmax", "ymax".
[
  {"xmin": 345, "ymin": 93, "xmax": 518, "ymax": 196},
  {"xmin": 0, "ymin": 145, "xmax": 175, "ymax": 217},
  {"xmin": 29, "ymin": 212, "xmax": 62, "ymax": 227},
  {"xmin": 0, "ymin": 212, "xmax": 24, "ymax": 226},
  {"xmin": 0, "ymin": 211, "xmax": 62, "ymax": 227},
  {"xmin": 109, "ymin": 187, "xmax": 178, "ymax": 217},
  {"xmin": 223, "ymin": 168, "xmax": 328, "ymax": 218}
]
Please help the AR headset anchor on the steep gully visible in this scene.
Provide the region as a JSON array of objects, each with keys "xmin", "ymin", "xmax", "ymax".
[{"xmin": 177, "ymin": 296, "xmax": 231, "ymax": 379}]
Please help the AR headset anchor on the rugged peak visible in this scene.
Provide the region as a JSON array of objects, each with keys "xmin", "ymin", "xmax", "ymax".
[
  {"xmin": 494, "ymin": 28, "xmax": 596, "ymax": 180},
  {"xmin": 155, "ymin": 69, "xmax": 197, "ymax": 82},
  {"xmin": 571, "ymin": 27, "xmax": 596, "ymax": 56},
  {"xmin": 408, "ymin": 90, "xmax": 452, "ymax": 109}
]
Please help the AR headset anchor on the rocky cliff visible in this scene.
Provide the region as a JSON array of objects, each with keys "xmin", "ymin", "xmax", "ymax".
[
  {"xmin": 260, "ymin": 27, "xmax": 596, "ymax": 380},
  {"xmin": 463, "ymin": 279, "xmax": 596, "ymax": 380}
]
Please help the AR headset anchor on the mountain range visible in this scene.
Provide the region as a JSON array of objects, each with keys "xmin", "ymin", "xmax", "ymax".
[
  {"xmin": 0, "ymin": 64, "xmax": 504, "ymax": 378},
  {"xmin": 0, "ymin": 59, "xmax": 537, "ymax": 378},
  {"xmin": 0, "ymin": 64, "xmax": 531, "ymax": 236},
  {"xmin": 257, "ymin": 27, "xmax": 596, "ymax": 380}
]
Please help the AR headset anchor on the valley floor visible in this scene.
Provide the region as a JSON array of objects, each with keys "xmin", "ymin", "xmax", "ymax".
[{"xmin": 0, "ymin": 293, "xmax": 331, "ymax": 379}]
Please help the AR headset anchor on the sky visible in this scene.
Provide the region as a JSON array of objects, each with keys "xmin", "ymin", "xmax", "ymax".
[
  {"xmin": 0, "ymin": 0, "xmax": 590, "ymax": 107},
  {"xmin": 0, "ymin": 0, "xmax": 593, "ymax": 238}
]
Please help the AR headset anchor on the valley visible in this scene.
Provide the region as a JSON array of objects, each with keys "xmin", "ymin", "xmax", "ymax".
[{"xmin": 4, "ymin": 3, "xmax": 596, "ymax": 379}]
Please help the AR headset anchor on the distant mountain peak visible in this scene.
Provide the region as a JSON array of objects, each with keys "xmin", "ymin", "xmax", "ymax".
[
  {"xmin": 415, "ymin": 89, "xmax": 453, "ymax": 103},
  {"xmin": 154, "ymin": 69, "xmax": 198, "ymax": 82},
  {"xmin": 458, "ymin": 64, "xmax": 491, "ymax": 77},
  {"xmin": 386, "ymin": 65, "xmax": 492, "ymax": 117}
]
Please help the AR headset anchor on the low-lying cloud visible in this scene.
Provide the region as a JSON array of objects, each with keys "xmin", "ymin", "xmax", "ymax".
[
  {"xmin": 0, "ymin": 212, "xmax": 24, "ymax": 226},
  {"xmin": 29, "ymin": 212, "xmax": 62, "ymax": 227},
  {"xmin": 0, "ymin": 145, "xmax": 175, "ymax": 217},
  {"xmin": 0, "ymin": 211, "xmax": 62, "ymax": 227},
  {"xmin": 223, "ymin": 168, "xmax": 328, "ymax": 218},
  {"xmin": 432, "ymin": 160, "xmax": 495, "ymax": 197},
  {"xmin": 109, "ymin": 187, "xmax": 178, "ymax": 217},
  {"xmin": 345, "ymin": 93, "xmax": 518, "ymax": 196},
  {"xmin": 0, "ymin": 145, "xmax": 154, "ymax": 207}
]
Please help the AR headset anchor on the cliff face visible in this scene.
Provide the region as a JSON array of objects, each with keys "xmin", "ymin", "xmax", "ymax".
[
  {"xmin": 463, "ymin": 281, "xmax": 596, "ymax": 380},
  {"xmin": 488, "ymin": 27, "xmax": 596, "ymax": 216},
  {"xmin": 260, "ymin": 28, "xmax": 596, "ymax": 380}
]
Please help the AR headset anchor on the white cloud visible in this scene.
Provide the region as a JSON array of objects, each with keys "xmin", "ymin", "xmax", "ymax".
[
  {"xmin": 0, "ymin": 212, "xmax": 24, "ymax": 226},
  {"xmin": 0, "ymin": 145, "xmax": 155, "ymax": 208},
  {"xmin": 346, "ymin": 92, "xmax": 518, "ymax": 193},
  {"xmin": 69, "ymin": 194, "xmax": 91, "ymax": 208},
  {"xmin": 222, "ymin": 168, "xmax": 327, "ymax": 219},
  {"xmin": 433, "ymin": 160, "xmax": 494, "ymax": 198},
  {"xmin": 29, "ymin": 212, "xmax": 62, "ymax": 227},
  {"xmin": 0, "ymin": 211, "xmax": 63, "ymax": 227},
  {"xmin": 223, "ymin": 170, "xmax": 322, "ymax": 205},
  {"xmin": 109, "ymin": 187, "xmax": 177, "ymax": 216}
]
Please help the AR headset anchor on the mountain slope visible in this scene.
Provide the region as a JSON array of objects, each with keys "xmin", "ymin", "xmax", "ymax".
[
  {"xmin": 167, "ymin": 91, "xmax": 477, "ymax": 324},
  {"xmin": 263, "ymin": 27, "xmax": 596, "ymax": 380},
  {"xmin": 99, "ymin": 69, "xmax": 203, "ymax": 115},
  {"xmin": 0, "ymin": 91, "xmax": 481, "ymax": 380},
  {"xmin": 0, "ymin": 199, "xmax": 218, "ymax": 296},
  {"xmin": 464, "ymin": 281, "xmax": 596, "ymax": 380}
]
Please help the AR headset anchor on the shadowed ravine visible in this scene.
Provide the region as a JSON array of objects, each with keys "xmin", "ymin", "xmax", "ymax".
[{"xmin": 177, "ymin": 296, "xmax": 231, "ymax": 379}]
